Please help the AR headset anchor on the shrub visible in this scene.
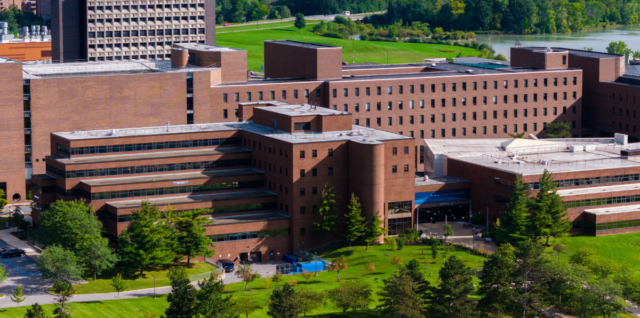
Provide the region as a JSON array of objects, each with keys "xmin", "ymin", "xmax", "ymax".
[
  {"xmin": 287, "ymin": 279, "xmax": 297, "ymax": 286},
  {"xmin": 397, "ymin": 238, "xmax": 405, "ymax": 250},
  {"xmin": 359, "ymin": 34, "xmax": 369, "ymax": 41},
  {"xmin": 323, "ymin": 32, "xmax": 343, "ymax": 39}
]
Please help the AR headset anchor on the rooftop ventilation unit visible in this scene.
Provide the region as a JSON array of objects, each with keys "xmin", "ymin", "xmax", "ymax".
[{"xmin": 621, "ymin": 149, "xmax": 640, "ymax": 158}]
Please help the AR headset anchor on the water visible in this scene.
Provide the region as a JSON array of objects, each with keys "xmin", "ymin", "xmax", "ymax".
[{"xmin": 475, "ymin": 25, "xmax": 640, "ymax": 59}]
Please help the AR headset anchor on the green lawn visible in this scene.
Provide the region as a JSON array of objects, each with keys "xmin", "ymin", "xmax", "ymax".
[
  {"xmin": 216, "ymin": 20, "xmax": 321, "ymax": 33},
  {"xmin": 545, "ymin": 232, "xmax": 640, "ymax": 272},
  {"xmin": 71, "ymin": 262, "xmax": 218, "ymax": 294},
  {"xmin": 216, "ymin": 25, "xmax": 481, "ymax": 71},
  {"xmin": 9, "ymin": 244, "xmax": 484, "ymax": 318}
]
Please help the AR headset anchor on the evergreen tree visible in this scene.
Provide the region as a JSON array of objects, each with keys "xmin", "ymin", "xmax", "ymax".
[
  {"xmin": 362, "ymin": 212, "xmax": 385, "ymax": 251},
  {"xmin": 294, "ymin": 13, "xmax": 306, "ymax": 30},
  {"xmin": 25, "ymin": 303, "xmax": 48, "ymax": 318},
  {"xmin": 425, "ymin": 256, "xmax": 476, "ymax": 318},
  {"xmin": 111, "ymin": 273, "xmax": 128, "ymax": 301},
  {"xmin": 535, "ymin": 170, "xmax": 570, "ymax": 245},
  {"xmin": 312, "ymin": 184, "xmax": 339, "ymax": 248},
  {"xmin": 529, "ymin": 170, "xmax": 554, "ymax": 242},
  {"xmin": 196, "ymin": 273, "xmax": 237, "ymax": 318},
  {"xmin": 377, "ymin": 271, "xmax": 422, "ymax": 318},
  {"xmin": 477, "ymin": 247, "xmax": 517, "ymax": 317},
  {"xmin": 164, "ymin": 267, "xmax": 197, "ymax": 318},
  {"xmin": 512, "ymin": 240, "xmax": 549, "ymax": 318},
  {"xmin": 343, "ymin": 194, "xmax": 366, "ymax": 246},
  {"xmin": 169, "ymin": 209, "xmax": 215, "ymax": 266},
  {"xmin": 495, "ymin": 174, "xmax": 531, "ymax": 245},
  {"xmin": 267, "ymin": 283, "xmax": 303, "ymax": 318},
  {"xmin": 118, "ymin": 202, "xmax": 179, "ymax": 276}
]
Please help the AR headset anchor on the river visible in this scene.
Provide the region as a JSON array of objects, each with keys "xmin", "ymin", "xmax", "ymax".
[{"xmin": 475, "ymin": 25, "xmax": 640, "ymax": 59}]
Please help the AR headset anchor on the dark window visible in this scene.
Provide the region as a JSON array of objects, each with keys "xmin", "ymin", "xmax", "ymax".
[{"xmin": 294, "ymin": 122, "xmax": 311, "ymax": 131}]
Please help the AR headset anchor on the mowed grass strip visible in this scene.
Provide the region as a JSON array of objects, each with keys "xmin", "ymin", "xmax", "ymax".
[
  {"xmin": 216, "ymin": 20, "xmax": 321, "ymax": 33},
  {"xmin": 72, "ymin": 262, "xmax": 218, "ymax": 294},
  {"xmin": 545, "ymin": 232, "xmax": 640, "ymax": 271},
  {"xmin": 215, "ymin": 25, "xmax": 481, "ymax": 71}
]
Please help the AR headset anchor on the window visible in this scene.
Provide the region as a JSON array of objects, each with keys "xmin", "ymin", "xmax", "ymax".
[
  {"xmin": 312, "ymin": 150, "xmax": 317, "ymax": 158},
  {"xmin": 312, "ymin": 187, "xmax": 318, "ymax": 194},
  {"xmin": 473, "ymin": 82, "xmax": 477, "ymax": 90},
  {"xmin": 493, "ymin": 81, "xmax": 497, "ymax": 89},
  {"xmin": 392, "ymin": 165, "xmax": 397, "ymax": 173},
  {"xmin": 544, "ymin": 78, "xmax": 548, "ymax": 87},
  {"xmin": 388, "ymin": 86, "xmax": 393, "ymax": 94},
  {"xmin": 462, "ymin": 82, "xmax": 467, "ymax": 91},
  {"xmin": 562, "ymin": 55, "xmax": 567, "ymax": 65},
  {"xmin": 404, "ymin": 147, "xmax": 409, "ymax": 154},
  {"xmin": 573, "ymin": 77, "xmax": 577, "ymax": 85},
  {"xmin": 300, "ymin": 169, "xmax": 305, "ymax": 177},
  {"xmin": 223, "ymin": 109, "xmax": 228, "ymax": 119},
  {"xmin": 431, "ymin": 84, "xmax": 436, "ymax": 92},
  {"xmin": 343, "ymin": 88, "xmax": 348, "ymax": 97},
  {"xmin": 282, "ymin": 90, "xmax": 287, "ymax": 99},
  {"xmin": 399, "ymin": 85, "xmax": 404, "ymax": 94},
  {"xmin": 410, "ymin": 85, "xmax": 414, "ymax": 93},
  {"xmin": 377, "ymin": 86, "xmax": 381, "ymax": 95},
  {"xmin": 534, "ymin": 79, "xmax": 538, "ymax": 87},
  {"xmin": 355, "ymin": 88, "xmax": 359, "ymax": 96},
  {"xmin": 452, "ymin": 83, "xmax": 457, "ymax": 91},
  {"xmin": 300, "ymin": 228, "xmax": 306, "ymax": 236},
  {"xmin": 420, "ymin": 84, "xmax": 425, "ymax": 93},
  {"xmin": 328, "ymin": 167, "xmax": 333, "ymax": 175},
  {"xmin": 312, "ymin": 168, "xmax": 317, "ymax": 176},
  {"xmin": 300, "ymin": 188, "xmax": 305, "ymax": 196},
  {"xmin": 294, "ymin": 122, "xmax": 311, "ymax": 131},
  {"xmin": 294, "ymin": 90, "xmax": 298, "ymax": 99},
  {"xmin": 366, "ymin": 87, "xmax": 370, "ymax": 96},
  {"xmin": 404, "ymin": 164, "xmax": 409, "ymax": 172},
  {"xmin": 300, "ymin": 151, "xmax": 305, "ymax": 158},
  {"xmin": 223, "ymin": 93, "xmax": 228, "ymax": 102}
]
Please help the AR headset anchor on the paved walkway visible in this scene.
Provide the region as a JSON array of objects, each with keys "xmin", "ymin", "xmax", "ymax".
[{"xmin": 419, "ymin": 221, "xmax": 497, "ymax": 253}]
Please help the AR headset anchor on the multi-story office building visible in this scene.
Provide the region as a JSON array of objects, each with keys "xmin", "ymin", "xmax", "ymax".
[
  {"xmin": 0, "ymin": 41, "xmax": 590, "ymax": 204},
  {"xmin": 35, "ymin": 0, "xmax": 52, "ymax": 20},
  {"xmin": 425, "ymin": 135, "xmax": 640, "ymax": 236},
  {"xmin": 51, "ymin": 0, "xmax": 216, "ymax": 62}
]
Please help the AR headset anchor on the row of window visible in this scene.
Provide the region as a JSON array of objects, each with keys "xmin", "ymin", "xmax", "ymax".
[
  {"xmin": 47, "ymin": 158, "xmax": 252, "ymax": 179},
  {"xmin": 527, "ymin": 174, "xmax": 640, "ymax": 190},
  {"xmin": 332, "ymin": 78, "xmax": 578, "ymax": 98},
  {"xmin": 611, "ymin": 107, "xmax": 638, "ymax": 118},
  {"xmin": 388, "ymin": 201, "xmax": 412, "ymax": 214},
  {"xmin": 223, "ymin": 89, "xmax": 316, "ymax": 103},
  {"xmin": 595, "ymin": 220, "xmax": 640, "ymax": 231},
  {"xmin": 344, "ymin": 93, "xmax": 578, "ymax": 113},
  {"xmin": 355, "ymin": 122, "xmax": 575, "ymax": 138},
  {"xmin": 88, "ymin": 4, "xmax": 204, "ymax": 11},
  {"xmin": 99, "ymin": 202, "xmax": 278, "ymax": 223},
  {"xmin": 388, "ymin": 217, "xmax": 413, "ymax": 236},
  {"xmin": 414, "ymin": 189, "xmax": 471, "ymax": 205},
  {"xmin": 58, "ymin": 138, "xmax": 239, "ymax": 155},
  {"xmin": 563, "ymin": 195, "xmax": 640, "ymax": 209},
  {"xmin": 88, "ymin": 28, "xmax": 205, "ymax": 38},
  {"xmin": 611, "ymin": 122, "xmax": 639, "ymax": 134},
  {"xmin": 89, "ymin": 43, "xmax": 179, "ymax": 50},
  {"xmin": 90, "ymin": 181, "xmax": 264, "ymax": 200},
  {"xmin": 89, "ymin": 53, "xmax": 176, "ymax": 61},
  {"xmin": 209, "ymin": 228, "xmax": 290, "ymax": 242}
]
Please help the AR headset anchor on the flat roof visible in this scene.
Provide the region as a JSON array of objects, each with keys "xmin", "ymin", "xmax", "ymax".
[
  {"xmin": 558, "ymin": 183, "xmax": 640, "ymax": 197},
  {"xmin": 0, "ymin": 56, "xmax": 19, "ymax": 63},
  {"xmin": 54, "ymin": 123, "xmax": 245, "ymax": 140},
  {"xmin": 427, "ymin": 138, "xmax": 640, "ymax": 175},
  {"xmin": 256, "ymin": 104, "xmax": 348, "ymax": 117},
  {"xmin": 82, "ymin": 168, "xmax": 262, "ymax": 187},
  {"xmin": 22, "ymin": 59, "xmax": 217, "ymax": 79},
  {"xmin": 106, "ymin": 190, "xmax": 276, "ymax": 209},
  {"xmin": 519, "ymin": 47, "xmax": 622, "ymax": 59},
  {"xmin": 50, "ymin": 147, "xmax": 249, "ymax": 165},
  {"xmin": 415, "ymin": 175, "xmax": 469, "ymax": 187},
  {"xmin": 173, "ymin": 43, "xmax": 242, "ymax": 52},
  {"xmin": 584, "ymin": 204, "xmax": 640, "ymax": 216},
  {"xmin": 265, "ymin": 40, "xmax": 337, "ymax": 49},
  {"xmin": 210, "ymin": 212, "xmax": 290, "ymax": 225}
]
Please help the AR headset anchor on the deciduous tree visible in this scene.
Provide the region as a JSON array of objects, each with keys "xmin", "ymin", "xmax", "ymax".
[
  {"xmin": 111, "ymin": 273, "xmax": 128, "ymax": 301},
  {"xmin": 36, "ymin": 245, "xmax": 83, "ymax": 281},
  {"xmin": 169, "ymin": 209, "xmax": 215, "ymax": 266},
  {"xmin": 294, "ymin": 13, "xmax": 306, "ymax": 30},
  {"xmin": 327, "ymin": 280, "xmax": 373, "ymax": 315},
  {"xmin": 267, "ymin": 283, "xmax": 303, "ymax": 318},
  {"xmin": 234, "ymin": 295, "xmax": 261, "ymax": 318},
  {"xmin": 297, "ymin": 289, "xmax": 325, "ymax": 317},
  {"xmin": 236, "ymin": 263, "xmax": 262, "ymax": 291},
  {"xmin": 78, "ymin": 236, "xmax": 118, "ymax": 281},
  {"xmin": 328, "ymin": 255, "xmax": 348, "ymax": 282},
  {"xmin": 11, "ymin": 285, "xmax": 26, "ymax": 311}
]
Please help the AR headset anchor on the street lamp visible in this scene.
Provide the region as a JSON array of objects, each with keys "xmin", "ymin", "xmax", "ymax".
[
  {"xmin": 430, "ymin": 217, "xmax": 433, "ymax": 234},
  {"xmin": 152, "ymin": 274, "xmax": 156, "ymax": 299}
]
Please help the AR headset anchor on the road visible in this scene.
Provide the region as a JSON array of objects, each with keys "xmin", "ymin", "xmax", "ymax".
[{"xmin": 217, "ymin": 11, "xmax": 385, "ymax": 29}]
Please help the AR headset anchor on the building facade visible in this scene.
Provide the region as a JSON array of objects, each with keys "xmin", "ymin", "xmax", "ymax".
[{"xmin": 51, "ymin": 0, "xmax": 216, "ymax": 62}]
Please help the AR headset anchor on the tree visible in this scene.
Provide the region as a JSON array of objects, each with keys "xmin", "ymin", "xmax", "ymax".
[
  {"xmin": 530, "ymin": 170, "xmax": 570, "ymax": 245},
  {"xmin": 425, "ymin": 256, "xmax": 477, "ymax": 318},
  {"xmin": 25, "ymin": 303, "xmax": 49, "ymax": 318},
  {"xmin": 494, "ymin": 54, "xmax": 508, "ymax": 61},
  {"xmin": 34, "ymin": 200, "xmax": 103, "ymax": 253},
  {"xmin": 117, "ymin": 202, "xmax": 179, "ymax": 277},
  {"xmin": 570, "ymin": 248, "xmax": 595, "ymax": 266},
  {"xmin": 390, "ymin": 255, "xmax": 402, "ymax": 270},
  {"xmin": 495, "ymin": 174, "xmax": 531, "ymax": 245},
  {"xmin": 294, "ymin": 13, "xmax": 306, "ymax": 30},
  {"xmin": 328, "ymin": 255, "xmax": 348, "ymax": 282},
  {"xmin": 267, "ymin": 283, "xmax": 303, "ymax": 318},
  {"xmin": 236, "ymin": 263, "xmax": 262, "ymax": 291},
  {"xmin": 362, "ymin": 212, "xmax": 385, "ymax": 250},
  {"xmin": 606, "ymin": 40, "xmax": 632, "ymax": 56},
  {"xmin": 312, "ymin": 184, "xmax": 339, "ymax": 248},
  {"xmin": 251, "ymin": 1, "xmax": 270, "ymax": 21},
  {"xmin": 164, "ymin": 266, "xmax": 197, "ymax": 318},
  {"xmin": 36, "ymin": 245, "xmax": 83, "ymax": 281},
  {"xmin": 0, "ymin": 263, "xmax": 6, "ymax": 284},
  {"xmin": 431, "ymin": 244, "xmax": 438, "ymax": 260},
  {"xmin": 78, "ymin": 236, "xmax": 118, "ymax": 281},
  {"xmin": 545, "ymin": 122, "xmax": 572, "ymax": 138},
  {"xmin": 477, "ymin": 248, "xmax": 517, "ymax": 316},
  {"xmin": 300, "ymin": 270, "xmax": 314, "ymax": 285},
  {"xmin": 0, "ymin": 189, "xmax": 9, "ymax": 209},
  {"xmin": 377, "ymin": 271, "xmax": 422, "ymax": 318},
  {"xmin": 343, "ymin": 194, "xmax": 366, "ymax": 246},
  {"xmin": 52, "ymin": 280, "xmax": 76, "ymax": 316},
  {"xmin": 327, "ymin": 280, "xmax": 373, "ymax": 315},
  {"xmin": 509, "ymin": 132, "xmax": 526, "ymax": 138},
  {"xmin": 365, "ymin": 261, "xmax": 375, "ymax": 273},
  {"xmin": 512, "ymin": 240, "xmax": 549, "ymax": 318},
  {"xmin": 196, "ymin": 273, "xmax": 237, "ymax": 318},
  {"xmin": 234, "ymin": 295, "xmax": 261, "ymax": 318},
  {"xmin": 442, "ymin": 224, "xmax": 453, "ymax": 243},
  {"xmin": 587, "ymin": 277, "xmax": 626, "ymax": 318},
  {"xmin": 272, "ymin": 272, "xmax": 283, "ymax": 287},
  {"xmin": 11, "ymin": 285, "xmax": 26, "ymax": 311},
  {"xmin": 169, "ymin": 209, "xmax": 215, "ymax": 266},
  {"xmin": 297, "ymin": 289, "xmax": 325, "ymax": 317},
  {"xmin": 111, "ymin": 273, "xmax": 128, "ymax": 301}
]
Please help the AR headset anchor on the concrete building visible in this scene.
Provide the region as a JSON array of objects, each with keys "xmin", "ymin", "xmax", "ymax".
[
  {"xmin": 51, "ymin": 0, "xmax": 216, "ymax": 62},
  {"xmin": 425, "ymin": 134, "xmax": 640, "ymax": 236}
]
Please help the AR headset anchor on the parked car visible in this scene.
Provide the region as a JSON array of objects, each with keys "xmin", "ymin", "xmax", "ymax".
[
  {"xmin": 1, "ymin": 248, "xmax": 26, "ymax": 258},
  {"xmin": 216, "ymin": 259, "xmax": 235, "ymax": 272}
]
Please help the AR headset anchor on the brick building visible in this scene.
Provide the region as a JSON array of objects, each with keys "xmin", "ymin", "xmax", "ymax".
[
  {"xmin": 425, "ymin": 135, "xmax": 640, "ymax": 236},
  {"xmin": 51, "ymin": 0, "xmax": 216, "ymax": 62}
]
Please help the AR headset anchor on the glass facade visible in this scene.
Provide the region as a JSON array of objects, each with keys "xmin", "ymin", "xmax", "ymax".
[
  {"xmin": 388, "ymin": 201, "xmax": 412, "ymax": 214},
  {"xmin": 415, "ymin": 189, "xmax": 470, "ymax": 205},
  {"xmin": 57, "ymin": 137, "xmax": 240, "ymax": 155},
  {"xmin": 209, "ymin": 228, "xmax": 290, "ymax": 242},
  {"xmin": 47, "ymin": 158, "xmax": 252, "ymax": 178},
  {"xmin": 388, "ymin": 217, "xmax": 412, "ymax": 235},
  {"xmin": 90, "ymin": 180, "xmax": 264, "ymax": 200},
  {"xmin": 564, "ymin": 195, "xmax": 640, "ymax": 209},
  {"xmin": 528, "ymin": 174, "xmax": 640, "ymax": 190}
]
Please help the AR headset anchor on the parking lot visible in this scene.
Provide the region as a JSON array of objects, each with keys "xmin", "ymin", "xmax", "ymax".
[{"xmin": 0, "ymin": 239, "xmax": 48, "ymax": 303}]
